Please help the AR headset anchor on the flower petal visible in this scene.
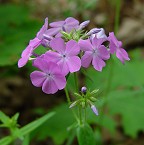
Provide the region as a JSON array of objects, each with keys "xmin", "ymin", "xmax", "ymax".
[
  {"xmin": 57, "ymin": 59, "xmax": 69, "ymax": 75},
  {"xmin": 116, "ymin": 48, "xmax": 130, "ymax": 64},
  {"xmin": 37, "ymin": 17, "xmax": 48, "ymax": 40},
  {"xmin": 50, "ymin": 37, "xmax": 66, "ymax": 53},
  {"xmin": 67, "ymin": 56, "xmax": 81, "ymax": 73},
  {"xmin": 92, "ymin": 37, "xmax": 105, "ymax": 49},
  {"xmin": 33, "ymin": 58, "xmax": 50, "ymax": 73},
  {"xmin": 44, "ymin": 51, "xmax": 61, "ymax": 63},
  {"xmin": 42, "ymin": 78, "xmax": 58, "ymax": 94},
  {"xmin": 98, "ymin": 45, "xmax": 110, "ymax": 60},
  {"xmin": 81, "ymin": 51, "xmax": 93, "ymax": 68},
  {"xmin": 30, "ymin": 71, "xmax": 46, "ymax": 87},
  {"xmin": 53, "ymin": 74, "xmax": 66, "ymax": 90},
  {"xmin": 65, "ymin": 17, "xmax": 79, "ymax": 26},
  {"xmin": 92, "ymin": 56, "xmax": 106, "ymax": 71},
  {"xmin": 65, "ymin": 40, "xmax": 80, "ymax": 56},
  {"xmin": 78, "ymin": 39, "xmax": 93, "ymax": 51},
  {"xmin": 45, "ymin": 27, "xmax": 61, "ymax": 36},
  {"xmin": 49, "ymin": 21, "xmax": 65, "ymax": 27}
]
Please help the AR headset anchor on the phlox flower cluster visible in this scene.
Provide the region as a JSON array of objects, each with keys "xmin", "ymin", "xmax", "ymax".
[{"xmin": 18, "ymin": 17, "xmax": 130, "ymax": 94}]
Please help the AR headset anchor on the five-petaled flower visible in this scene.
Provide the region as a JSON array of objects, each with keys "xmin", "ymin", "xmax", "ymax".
[
  {"xmin": 108, "ymin": 32, "xmax": 130, "ymax": 64},
  {"xmin": 44, "ymin": 37, "xmax": 81, "ymax": 75},
  {"xmin": 30, "ymin": 58, "xmax": 66, "ymax": 94},
  {"xmin": 79, "ymin": 37, "xmax": 110, "ymax": 71}
]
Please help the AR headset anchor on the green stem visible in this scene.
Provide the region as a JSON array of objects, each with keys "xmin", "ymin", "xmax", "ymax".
[
  {"xmin": 74, "ymin": 73, "xmax": 79, "ymax": 93},
  {"xmin": 78, "ymin": 106, "xmax": 82, "ymax": 125},
  {"xmin": 64, "ymin": 86, "xmax": 79, "ymax": 123},
  {"xmin": 64, "ymin": 87, "xmax": 71, "ymax": 105}
]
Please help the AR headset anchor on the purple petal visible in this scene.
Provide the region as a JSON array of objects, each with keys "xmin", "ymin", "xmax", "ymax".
[
  {"xmin": 91, "ymin": 37, "xmax": 105, "ymax": 49},
  {"xmin": 67, "ymin": 56, "xmax": 81, "ymax": 73},
  {"xmin": 45, "ymin": 27, "xmax": 61, "ymax": 36},
  {"xmin": 42, "ymin": 78, "xmax": 58, "ymax": 94},
  {"xmin": 116, "ymin": 48, "xmax": 130, "ymax": 64},
  {"xmin": 50, "ymin": 38, "xmax": 66, "ymax": 53},
  {"xmin": 30, "ymin": 71, "xmax": 46, "ymax": 87},
  {"xmin": 65, "ymin": 40, "xmax": 80, "ymax": 56},
  {"xmin": 98, "ymin": 45, "xmax": 110, "ymax": 60},
  {"xmin": 65, "ymin": 17, "xmax": 79, "ymax": 26},
  {"xmin": 49, "ymin": 21, "xmax": 65, "ymax": 27},
  {"xmin": 81, "ymin": 51, "xmax": 93, "ymax": 68},
  {"xmin": 109, "ymin": 40, "xmax": 116, "ymax": 54},
  {"xmin": 36, "ymin": 17, "xmax": 48, "ymax": 40},
  {"xmin": 78, "ymin": 39, "xmax": 93, "ymax": 51},
  {"xmin": 53, "ymin": 74, "xmax": 66, "ymax": 90},
  {"xmin": 91, "ymin": 105, "xmax": 99, "ymax": 116},
  {"xmin": 108, "ymin": 32, "xmax": 119, "ymax": 47},
  {"xmin": 33, "ymin": 58, "xmax": 50, "ymax": 73},
  {"xmin": 18, "ymin": 56, "xmax": 29, "ymax": 68},
  {"xmin": 57, "ymin": 59, "xmax": 69, "ymax": 76},
  {"xmin": 44, "ymin": 51, "xmax": 61, "ymax": 63},
  {"xmin": 29, "ymin": 37, "xmax": 41, "ymax": 49},
  {"xmin": 92, "ymin": 56, "xmax": 106, "ymax": 71}
]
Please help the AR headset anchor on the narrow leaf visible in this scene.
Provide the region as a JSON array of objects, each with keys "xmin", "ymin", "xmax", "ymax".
[{"xmin": 20, "ymin": 112, "xmax": 55, "ymax": 136}]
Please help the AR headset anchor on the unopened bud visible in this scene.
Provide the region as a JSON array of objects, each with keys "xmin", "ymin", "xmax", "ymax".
[
  {"xmin": 86, "ymin": 28, "xmax": 101, "ymax": 36},
  {"xmin": 91, "ymin": 105, "xmax": 99, "ymax": 116},
  {"xmin": 78, "ymin": 20, "xmax": 90, "ymax": 30},
  {"xmin": 81, "ymin": 86, "xmax": 87, "ymax": 94}
]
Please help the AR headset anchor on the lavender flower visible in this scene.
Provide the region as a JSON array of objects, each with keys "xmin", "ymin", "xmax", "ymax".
[
  {"xmin": 44, "ymin": 38, "xmax": 81, "ymax": 75},
  {"xmin": 30, "ymin": 58, "xmax": 66, "ymax": 94},
  {"xmin": 46, "ymin": 17, "xmax": 79, "ymax": 37},
  {"xmin": 18, "ymin": 18, "xmax": 49, "ymax": 68},
  {"xmin": 79, "ymin": 38, "xmax": 110, "ymax": 71},
  {"xmin": 108, "ymin": 32, "xmax": 130, "ymax": 64}
]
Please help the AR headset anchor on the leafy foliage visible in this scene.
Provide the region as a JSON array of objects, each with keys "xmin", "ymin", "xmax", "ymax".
[{"xmin": 0, "ymin": 4, "xmax": 41, "ymax": 66}]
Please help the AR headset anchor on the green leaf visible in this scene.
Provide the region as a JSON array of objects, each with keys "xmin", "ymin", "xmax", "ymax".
[
  {"xmin": 0, "ymin": 136, "xmax": 13, "ymax": 145},
  {"xmin": 31, "ymin": 103, "xmax": 75, "ymax": 145},
  {"xmin": 0, "ymin": 111, "xmax": 10, "ymax": 125},
  {"xmin": 0, "ymin": 4, "xmax": 41, "ymax": 66},
  {"xmin": 77, "ymin": 124, "xmax": 96, "ymax": 145},
  {"xmin": 107, "ymin": 89, "xmax": 144, "ymax": 138},
  {"xmin": 20, "ymin": 112, "xmax": 55, "ymax": 136}
]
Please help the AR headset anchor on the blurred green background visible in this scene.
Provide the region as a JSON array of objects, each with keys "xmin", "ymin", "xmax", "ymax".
[{"xmin": 0, "ymin": 0, "xmax": 144, "ymax": 145}]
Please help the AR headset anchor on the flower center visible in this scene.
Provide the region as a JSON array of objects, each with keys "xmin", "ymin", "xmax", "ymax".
[
  {"xmin": 92, "ymin": 48, "xmax": 98, "ymax": 55},
  {"xmin": 46, "ymin": 73, "xmax": 54, "ymax": 79}
]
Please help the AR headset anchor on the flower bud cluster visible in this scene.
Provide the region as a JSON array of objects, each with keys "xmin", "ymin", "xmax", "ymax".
[{"xmin": 70, "ymin": 87, "xmax": 99, "ymax": 116}]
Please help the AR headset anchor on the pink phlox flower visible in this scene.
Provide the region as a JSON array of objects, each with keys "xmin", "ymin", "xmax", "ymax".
[
  {"xmin": 108, "ymin": 32, "xmax": 130, "ymax": 64},
  {"xmin": 18, "ymin": 18, "xmax": 50, "ymax": 68},
  {"xmin": 44, "ymin": 37, "xmax": 81, "ymax": 75},
  {"xmin": 30, "ymin": 58, "xmax": 66, "ymax": 94},
  {"xmin": 79, "ymin": 37, "xmax": 110, "ymax": 71},
  {"xmin": 46, "ymin": 17, "xmax": 79, "ymax": 37},
  {"xmin": 91, "ymin": 105, "xmax": 99, "ymax": 116}
]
